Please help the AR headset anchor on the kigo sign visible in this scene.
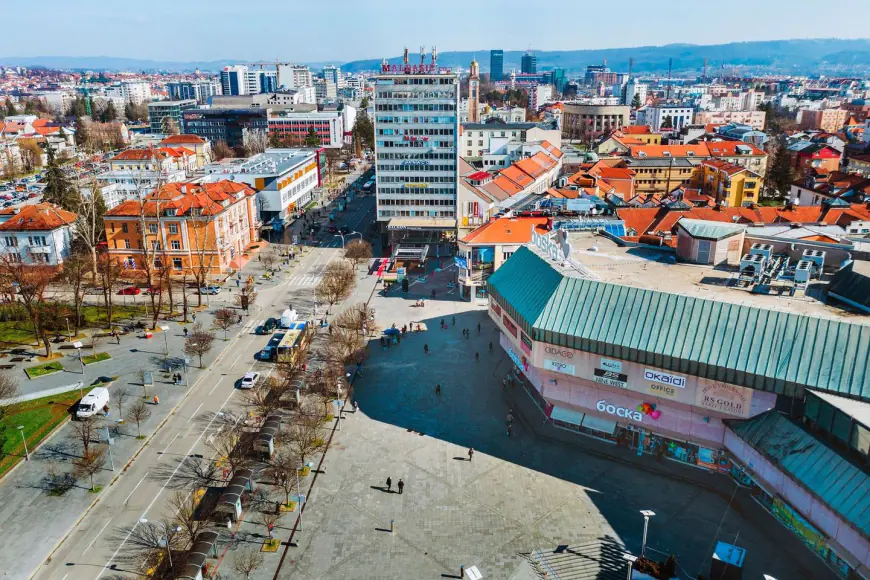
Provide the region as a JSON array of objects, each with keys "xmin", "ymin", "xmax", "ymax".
[
  {"xmin": 543, "ymin": 359, "xmax": 575, "ymax": 376},
  {"xmin": 644, "ymin": 369, "xmax": 686, "ymax": 388},
  {"xmin": 545, "ymin": 346, "xmax": 574, "ymax": 359},
  {"xmin": 597, "ymin": 400, "xmax": 643, "ymax": 422}
]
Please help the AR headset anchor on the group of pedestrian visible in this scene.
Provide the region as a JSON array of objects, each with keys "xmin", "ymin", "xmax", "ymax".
[
  {"xmin": 506, "ymin": 408, "xmax": 514, "ymax": 436},
  {"xmin": 172, "ymin": 372, "xmax": 184, "ymax": 385},
  {"xmin": 385, "ymin": 476, "xmax": 405, "ymax": 494}
]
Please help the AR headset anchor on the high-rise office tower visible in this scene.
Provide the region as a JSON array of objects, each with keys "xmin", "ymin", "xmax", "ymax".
[
  {"xmin": 221, "ymin": 65, "xmax": 249, "ymax": 96},
  {"xmin": 520, "ymin": 50, "xmax": 537, "ymax": 74},
  {"xmin": 490, "ymin": 50, "xmax": 504, "ymax": 81}
]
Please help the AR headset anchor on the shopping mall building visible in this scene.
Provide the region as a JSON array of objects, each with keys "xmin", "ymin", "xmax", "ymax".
[{"xmin": 487, "ymin": 243, "xmax": 870, "ymax": 578}]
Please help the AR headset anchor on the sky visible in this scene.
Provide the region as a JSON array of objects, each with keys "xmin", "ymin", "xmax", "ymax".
[{"xmin": 4, "ymin": 0, "xmax": 869, "ymax": 64}]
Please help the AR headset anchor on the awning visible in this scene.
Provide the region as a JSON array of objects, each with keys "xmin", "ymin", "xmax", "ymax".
[
  {"xmin": 387, "ymin": 217, "xmax": 457, "ymax": 230},
  {"xmin": 217, "ymin": 468, "xmax": 254, "ymax": 508},
  {"xmin": 177, "ymin": 530, "xmax": 219, "ymax": 579},
  {"xmin": 257, "ymin": 415, "xmax": 282, "ymax": 448},
  {"xmin": 581, "ymin": 414, "xmax": 617, "ymax": 435},
  {"xmin": 550, "ymin": 405, "xmax": 585, "ymax": 427}
]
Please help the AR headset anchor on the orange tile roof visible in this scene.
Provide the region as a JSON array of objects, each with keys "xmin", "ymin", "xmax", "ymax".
[
  {"xmin": 593, "ymin": 166, "xmax": 635, "ymax": 180},
  {"xmin": 0, "ymin": 203, "xmax": 76, "ymax": 231},
  {"xmin": 490, "ymin": 175, "xmax": 523, "ymax": 197},
  {"xmin": 105, "ymin": 180, "xmax": 255, "ymax": 218},
  {"xmin": 705, "ymin": 141, "xmax": 766, "ymax": 157},
  {"xmin": 547, "ymin": 187, "xmax": 582, "ymax": 199},
  {"xmin": 499, "ymin": 165, "xmax": 534, "ymax": 188},
  {"xmin": 630, "ymin": 144, "xmax": 710, "ymax": 158},
  {"xmin": 702, "ymin": 158, "xmax": 749, "ymax": 175},
  {"xmin": 160, "ymin": 134, "xmax": 206, "ymax": 145},
  {"xmin": 539, "ymin": 140, "xmax": 564, "ymax": 159},
  {"xmin": 515, "ymin": 153, "xmax": 552, "ymax": 179},
  {"xmin": 480, "ymin": 180, "xmax": 512, "ymax": 201},
  {"xmin": 112, "ymin": 148, "xmax": 168, "ymax": 162},
  {"xmin": 621, "ymin": 125, "xmax": 653, "ymax": 134},
  {"xmin": 461, "ymin": 216, "xmax": 550, "ymax": 244}
]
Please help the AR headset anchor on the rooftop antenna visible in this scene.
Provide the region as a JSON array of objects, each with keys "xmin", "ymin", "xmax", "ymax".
[
  {"xmin": 432, "ymin": 46, "xmax": 438, "ymax": 66},
  {"xmin": 403, "ymin": 47, "xmax": 409, "ymax": 66},
  {"xmin": 420, "ymin": 46, "xmax": 426, "ymax": 66},
  {"xmin": 666, "ymin": 58, "xmax": 673, "ymax": 100}
]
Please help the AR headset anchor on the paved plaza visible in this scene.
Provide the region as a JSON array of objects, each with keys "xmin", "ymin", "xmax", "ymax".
[{"xmin": 234, "ymin": 284, "xmax": 837, "ymax": 580}]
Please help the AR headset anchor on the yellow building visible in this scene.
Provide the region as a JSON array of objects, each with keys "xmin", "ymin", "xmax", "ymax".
[
  {"xmin": 619, "ymin": 125, "xmax": 661, "ymax": 145},
  {"xmin": 695, "ymin": 159, "xmax": 761, "ymax": 207}
]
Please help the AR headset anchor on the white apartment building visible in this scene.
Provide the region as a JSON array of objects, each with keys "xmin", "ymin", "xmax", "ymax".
[
  {"xmin": 202, "ymin": 149, "xmax": 319, "ymax": 223},
  {"xmin": 105, "ymin": 81, "xmax": 152, "ymax": 105},
  {"xmin": 35, "ymin": 91, "xmax": 73, "ymax": 113},
  {"xmin": 278, "ymin": 65, "xmax": 312, "ymax": 90},
  {"xmin": 95, "ymin": 169, "xmax": 187, "ymax": 208},
  {"xmin": 374, "ymin": 60, "xmax": 459, "ymax": 256},
  {"xmin": 622, "ymin": 79, "xmax": 647, "ymax": 106},
  {"xmin": 530, "ymin": 85, "xmax": 553, "ymax": 110},
  {"xmin": 636, "ymin": 105, "xmax": 694, "ymax": 132},
  {"xmin": 461, "ymin": 120, "xmax": 561, "ymax": 158},
  {"xmin": 0, "ymin": 203, "xmax": 76, "ymax": 268},
  {"xmin": 694, "ymin": 110, "xmax": 767, "ymax": 130},
  {"xmin": 315, "ymin": 79, "xmax": 337, "ymax": 101}
]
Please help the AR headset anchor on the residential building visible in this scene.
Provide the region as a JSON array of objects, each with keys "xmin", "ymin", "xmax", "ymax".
[
  {"xmin": 159, "ymin": 134, "xmax": 212, "ymax": 169},
  {"xmin": 106, "ymin": 81, "xmax": 152, "ymax": 105},
  {"xmin": 182, "ymin": 108, "xmax": 268, "ymax": 149},
  {"xmin": 103, "ymin": 181, "xmax": 259, "ymax": 276},
  {"xmin": 323, "ymin": 65, "xmax": 343, "ymax": 88},
  {"xmin": 636, "ymin": 105, "xmax": 694, "ymax": 132},
  {"xmin": 166, "ymin": 80, "xmax": 221, "ymax": 104},
  {"xmin": 622, "ymin": 78, "xmax": 647, "ymax": 106},
  {"xmin": 460, "ymin": 119, "xmax": 561, "ymax": 158},
  {"xmin": 35, "ymin": 91, "xmax": 73, "ymax": 114},
  {"xmin": 530, "ymin": 85, "xmax": 552, "ymax": 110},
  {"xmin": 520, "ymin": 50, "xmax": 537, "ymax": 74},
  {"xmin": 695, "ymin": 159, "xmax": 762, "ymax": 207},
  {"xmin": 789, "ymin": 172, "xmax": 870, "ymax": 206},
  {"xmin": 618, "ymin": 125, "xmax": 660, "ymax": 145},
  {"xmin": 314, "ymin": 78, "xmax": 337, "ymax": 101},
  {"xmin": 268, "ymin": 110, "xmax": 345, "ymax": 148},
  {"xmin": 202, "ymin": 148, "xmax": 320, "ymax": 223},
  {"xmin": 0, "ymin": 203, "xmax": 76, "ymax": 267},
  {"xmin": 846, "ymin": 154, "xmax": 870, "ymax": 177},
  {"xmin": 374, "ymin": 56, "xmax": 460, "ymax": 256},
  {"xmin": 694, "ymin": 110, "xmax": 766, "ymax": 130},
  {"xmin": 562, "ymin": 104, "xmax": 630, "ymax": 141},
  {"xmin": 798, "ymin": 108, "xmax": 849, "ymax": 133},
  {"xmin": 278, "ymin": 65, "xmax": 312, "ymax": 89},
  {"xmin": 147, "ymin": 100, "xmax": 196, "ymax": 134},
  {"xmin": 490, "ymin": 50, "xmax": 504, "ymax": 82},
  {"xmin": 788, "ymin": 142, "xmax": 842, "ymax": 174},
  {"xmin": 109, "ymin": 147, "xmax": 194, "ymax": 174},
  {"xmin": 94, "ymin": 169, "xmax": 187, "ymax": 209}
]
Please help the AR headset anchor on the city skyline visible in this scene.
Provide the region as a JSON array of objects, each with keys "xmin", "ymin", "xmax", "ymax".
[{"xmin": 4, "ymin": 0, "xmax": 869, "ymax": 63}]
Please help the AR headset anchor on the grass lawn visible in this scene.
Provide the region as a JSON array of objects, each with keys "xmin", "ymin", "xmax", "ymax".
[
  {"xmin": 82, "ymin": 304, "xmax": 147, "ymax": 326},
  {"xmin": 0, "ymin": 324, "xmax": 37, "ymax": 346},
  {"xmin": 24, "ymin": 361, "xmax": 64, "ymax": 379},
  {"xmin": 0, "ymin": 387, "xmax": 87, "ymax": 479},
  {"xmin": 82, "ymin": 352, "xmax": 111, "ymax": 365},
  {"xmin": 0, "ymin": 305, "xmax": 148, "ymax": 348}
]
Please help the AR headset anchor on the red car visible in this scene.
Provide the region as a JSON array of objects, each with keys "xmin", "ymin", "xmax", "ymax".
[
  {"xmin": 144, "ymin": 286, "xmax": 162, "ymax": 295},
  {"xmin": 117, "ymin": 286, "xmax": 141, "ymax": 295}
]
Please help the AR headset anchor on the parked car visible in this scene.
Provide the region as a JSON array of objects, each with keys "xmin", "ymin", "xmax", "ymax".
[
  {"xmin": 118, "ymin": 286, "xmax": 141, "ymax": 295},
  {"xmin": 327, "ymin": 225, "xmax": 338, "ymax": 234},
  {"xmin": 144, "ymin": 286, "xmax": 162, "ymax": 295},
  {"xmin": 199, "ymin": 285, "xmax": 221, "ymax": 295},
  {"xmin": 254, "ymin": 325, "xmax": 267, "ymax": 335},
  {"xmin": 340, "ymin": 225, "xmax": 350, "ymax": 234},
  {"xmin": 84, "ymin": 286, "xmax": 104, "ymax": 295},
  {"xmin": 255, "ymin": 346, "xmax": 276, "ymax": 361},
  {"xmin": 240, "ymin": 371, "xmax": 260, "ymax": 389},
  {"xmin": 263, "ymin": 317, "xmax": 278, "ymax": 332}
]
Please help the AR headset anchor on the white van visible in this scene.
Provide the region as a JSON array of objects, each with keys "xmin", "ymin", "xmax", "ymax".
[{"xmin": 76, "ymin": 387, "xmax": 110, "ymax": 419}]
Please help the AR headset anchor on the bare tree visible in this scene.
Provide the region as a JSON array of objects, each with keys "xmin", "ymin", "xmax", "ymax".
[
  {"xmin": 212, "ymin": 140, "xmax": 233, "ymax": 161},
  {"xmin": 0, "ymin": 256, "xmax": 57, "ymax": 356},
  {"xmin": 0, "ymin": 372, "xmax": 18, "ymax": 419},
  {"xmin": 258, "ymin": 509, "xmax": 282, "ymax": 538},
  {"xmin": 184, "ymin": 322, "xmax": 215, "ymax": 367},
  {"xmin": 232, "ymin": 547, "xmax": 263, "ymax": 580},
  {"xmin": 72, "ymin": 176, "xmax": 107, "ymax": 280},
  {"xmin": 267, "ymin": 447, "xmax": 300, "ymax": 508},
  {"xmin": 259, "ymin": 248, "xmax": 280, "ymax": 271},
  {"xmin": 3, "ymin": 148, "xmax": 19, "ymax": 181},
  {"xmin": 286, "ymin": 412, "xmax": 324, "ymax": 467},
  {"xmin": 189, "ymin": 214, "xmax": 217, "ymax": 307},
  {"xmin": 97, "ymin": 253, "xmax": 121, "ymax": 329},
  {"xmin": 114, "ymin": 386, "xmax": 130, "ymax": 421},
  {"xmin": 244, "ymin": 380, "xmax": 281, "ymax": 418},
  {"xmin": 344, "ymin": 239, "xmax": 372, "ymax": 270},
  {"xmin": 127, "ymin": 400, "xmax": 152, "ymax": 438},
  {"xmin": 166, "ymin": 489, "xmax": 212, "ymax": 550},
  {"xmin": 161, "ymin": 116, "xmax": 180, "ymax": 136},
  {"xmin": 73, "ymin": 447, "xmax": 106, "ymax": 490},
  {"xmin": 212, "ymin": 308, "xmax": 236, "ymax": 341},
  {"xmin": 18, "ymin": 138, "xmax": 42, "ymax": 172},
  {"xmin": 61, "ymin": 250, "xmax": 90, "ymax": 336},
  {"xmin": 90, "ymin": 332, "xmax": 103, "ymax": 358},
  {"xmin": 314, "ymin": 259, "xmax": 356, "ymax": 313},
  {"xmin": 71, "ymin": 416, "xmax": 99, "ymax": 455},
  {"xmin": 242, "ymin": 128, "xmax": 268, "ymax": 156},
  {"xmin": 206, "ymin": 425, "xmax": 252, "ymax": 474},
  {"xmin": 234, "ymin": 281, "xmax": 258, "ymax": 314}
]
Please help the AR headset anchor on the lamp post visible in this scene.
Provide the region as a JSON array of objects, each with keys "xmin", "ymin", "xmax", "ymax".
[
  {"xmin": 640, "ymin": 510, "xmax": 655, "ymax": 558},
  {"xmin": 139, "ymin": 518, "xmax": 180, "ymax": 570},
  {"xmin": 17, "ymin": 425, "xmax": 28, "ymax": 461},
  {"xmin": 622, "ymin": 553, "xmax": 638, "ymax": 580},
  {"xmin": 104, "ymin": 426, "xmax": 115, "ymax": 471},
  {"xmin": 333, "ymin": 231, "xmax": 361, "ymax": 248},
  {"xmin": 159, "ymin": 325, "xmax": 170, "ymax": 357}
]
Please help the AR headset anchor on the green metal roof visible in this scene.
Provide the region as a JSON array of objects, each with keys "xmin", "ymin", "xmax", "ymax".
[
  {"xmin": 676, "ymin": 218, "xmax": 745, "ymax": 240},
  {"xmin": 487, "ymin": 247, "xmax": 870, "ymax": 401},
  {"xmin": 726, "ymin": 411, "xmax": 870, "ymax": 540},
  {"xmin": 828, "ymin": 262, "xmax": 870, "ymax": 314}
]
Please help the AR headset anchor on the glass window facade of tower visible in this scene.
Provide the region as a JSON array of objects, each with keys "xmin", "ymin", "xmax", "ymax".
[{"xmin": 374, "ymin": 61, "xmax": 459, "ymax": 256}]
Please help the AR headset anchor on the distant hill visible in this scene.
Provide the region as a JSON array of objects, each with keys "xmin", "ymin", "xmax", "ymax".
[
  {"xmin": 341, "ymin": 38, "xmax": 870, "ymax": 76},
  {"xmin": 3, "ymin": 39, "xmax": 870, "ymax": 75}
]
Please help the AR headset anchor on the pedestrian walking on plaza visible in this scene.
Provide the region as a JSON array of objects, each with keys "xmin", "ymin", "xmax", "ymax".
[
  {"xmin": 507, "ymin": 423, "xmax": 513, "ymax": 437},
  {"xmin": 489, "ymin": 341, "xmax": 493, "ymax": 353},
  {"xmin": 424, "ymin": 343, "xmax": 429, "ymax": 355},
  {"xmin": 192, "ymin": 313, "xmax": 196, "ymax": 322},
  {"xmin": 466, "ymin": 329, "xmax": 470, "ymax": 339},
  {"xmin": 386, "ymin": 476, "xmax": 392, "ymax": 492},
  {"xmin": 475, "ymin": 352, "xmax": 479, "ymax": 363},
  {"xmin": 183, "ymin": 327, "xmax": 188, "ymax": 337},
  {"xmin": 435, "ymin": 384, "xmax": 441, "ymax": 396},
  {"xmin": 153, "ymin": 395, "xmax": 159, "ymax": 405},
  {"xmin": 468, "ymin": 448, "xmax": 474, "ymax": 462},
  {"xmin": 440, "ymin": 319, "xmax": 445, "ymax": 329},
  {"xmin": 477, "ymin": 322, "xmax": 481, "ymax": 334},
  {"xmin": 236, "ymin": 279, "xmax": 240, "ymax": 288},
  {"xmin": 397, "ymin": 479, "xmax": 404, "ymax": 494},
  {"xmin": 452, "ymin": 316, "xmax": 455, "ymax": 326},
  {"xmin": 116, "ymin": 334, "xmax": 121, "ymax": 345}
]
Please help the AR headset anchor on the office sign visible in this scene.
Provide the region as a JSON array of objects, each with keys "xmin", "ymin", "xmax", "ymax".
[
  {"xmin": 544, "ymin": 359, "xmax": 575, "ymax": 376},
  {"xmin": 593, "ymin": 368, "xmax": 628, "ymax": 389},
  {"xmin": 502, "ymin": 314, "xmax": 518, "ymax": 337}
]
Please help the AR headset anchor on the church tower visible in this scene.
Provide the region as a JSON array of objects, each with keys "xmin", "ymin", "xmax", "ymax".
[{"xmin": 468, "ymin": 58, "xmax": 480, "ymax": 123}]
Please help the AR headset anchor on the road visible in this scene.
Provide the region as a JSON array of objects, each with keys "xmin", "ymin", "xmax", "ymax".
[{"xmin": 31, "ymin": 245, "xmax": 342, "ymax": 580}]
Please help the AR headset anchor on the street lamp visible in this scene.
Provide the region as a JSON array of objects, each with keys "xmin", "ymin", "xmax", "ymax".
[
  {"xmin": 139, "ymin": 518, "xmax": 181, "ymax": 570},
  {"xmin": 17, "ymin": 425, "xmax": 28, "ymax": 461},
  {"xmin": 640, "ymin": 510, "xmax": 655, "ymax": 557},
  {"xmin": 333, "ymin": 231, "xmax": 361, "ymax": 248},
  {"xmin": 73, "ymin": 340, "xmax": 84, "ymax": 376},
  {"xmin": 159, "ymin": 325, "xmax": 170, "ymax": 356},
  {"xmin": 622, "ymin": 553, "xmax": 638, "ymax": 580}
]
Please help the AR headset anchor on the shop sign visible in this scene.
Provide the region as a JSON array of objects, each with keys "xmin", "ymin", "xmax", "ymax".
[
  {"xmin": 502, "ymin": 314, "xmax": 518, "ymax": 337},
  {"xmin": 593, "ymin": 368, "xmax": 628, "ymax": 389},
  {"xmin": 454, "ymin": 256, "xmax": 468, "ymax": 270},
  {"xmin": 490, "ymin": 300, "xmax": 501, "ymax": 316},
  {"xmin": 403, "ymin": 183, "xmax": 428, "ymax": 189},
  {"xmin": 507, "ymin": 348, "xmax": 528, "ymax": 372},
  {"xmin": 696, "ymin": 382, "xmax": 750, "ymax": 416},
  {"xmin": 601, "ymin": 358, "xmax": 623, "ymax": 373},
  {"xmin": 381, "ymin": 63, "xmax": 453, "ymax": 74},
  {"xmin": 544, "ymin": 359, "xmax": 575, "ymax": 376},
  {"xmin": 400, "ymin": 160, "xmax": 430, "ymax": 166},
  {"xmin": 597, "ymin": 400, "xmax": 643, "ymax": 421},
  {"xmin": 520, "ymin": 333, "xmax": 533, "ymax": 355},
  {"xmin": 644, "ymin": 369, "xmax": 686, "ymax": 388},
  {"xmin": 545, "ymin": 346, "xmax": 574, "ymax": 360},
  {"xmin": 648, "ymin": 383, "xmax": 679, "ymax": 399}
]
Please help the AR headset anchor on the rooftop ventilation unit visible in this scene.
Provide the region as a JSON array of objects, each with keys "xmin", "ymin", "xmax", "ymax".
[
  {"xmin": 739, "ymin": 253, "xmax": 765, "ymax": 275},
  {"xmin": 801, "ymin": 249, "xmax": 826, "ymax": 271},
  {"xmin": 794, "ymin": 259, "xmax": 814, "ymax": 284},
  {"xmin": 749, "ymin": 243, "xmax": 772, "ymax": 261}
]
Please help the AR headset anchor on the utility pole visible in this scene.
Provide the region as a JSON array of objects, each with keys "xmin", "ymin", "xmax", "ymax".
[{"xmin": 666, "ymin": 58, "xmax": 673, "ymax": 101}]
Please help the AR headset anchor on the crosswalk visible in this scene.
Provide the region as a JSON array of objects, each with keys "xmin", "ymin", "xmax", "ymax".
[{"xmin": 284, "ymin": 274, "xmax": 321, "ymax": 287}]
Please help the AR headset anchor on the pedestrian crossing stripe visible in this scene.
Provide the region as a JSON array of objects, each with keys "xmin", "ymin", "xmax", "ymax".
[{"xmin": 285, "ymin": 275, "xmax": 320, "ymax": 287}]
